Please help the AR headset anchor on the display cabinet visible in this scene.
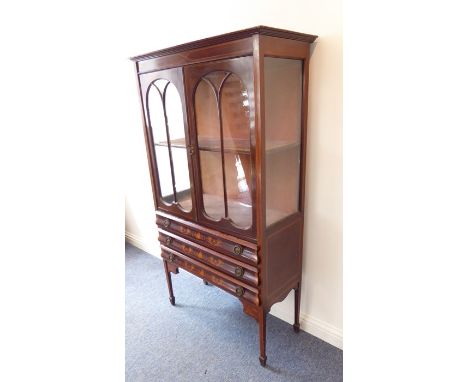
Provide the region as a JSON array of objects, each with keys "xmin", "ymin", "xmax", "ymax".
[{"xmin": 131, "ymin": 26, "xmax": 317, "ymax": 366}]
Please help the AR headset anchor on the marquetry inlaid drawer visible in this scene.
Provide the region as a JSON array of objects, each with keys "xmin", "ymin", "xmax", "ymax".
[
  {"xmin": 158, "ymin": 230, "xmax": 258, "ymax": 287},
  {"xmin": 156, "ymin": 213, "xmax": 258, "ymax": 265},
  {"xmin": 161, "ymin": 247, "xmax": 259, "ymax": 306}
]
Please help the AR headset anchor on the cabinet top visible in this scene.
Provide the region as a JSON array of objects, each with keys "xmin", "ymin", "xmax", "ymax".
[{"xmin": 130, "ymin": 26, "xmax": 318, "ymax": 62}]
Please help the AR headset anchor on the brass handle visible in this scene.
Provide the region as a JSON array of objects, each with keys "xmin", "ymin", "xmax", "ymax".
[
  {"xmin": 168, "ymin": 253, "xmax": 175, "ymax": 263},
  {"xmin": 163, "ymin": 219, "xmax": 170, "ymax": 228},
  {"xmin": 235, "ymin": 286, "xmax": 244, "ymax": 297},
  {"xmin": 188, "ymin": 145, "xmax": 195, "ymax": 155},
  {"xmin": 233, "ymin": 245, "xmax": 243, "ymax": 255},
  {"xmin": 234, "ymin": 266, "xmax": 244, "ymax": 277},
  {"xmin": 165, "ymin": 237, "xmax": 172, "ymax": 245}
]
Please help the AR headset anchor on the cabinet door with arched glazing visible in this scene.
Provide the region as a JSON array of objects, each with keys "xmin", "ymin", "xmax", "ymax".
[
  {"xmin": 139, "ymin": 67, "xmax": 195, "ymax": 219},
  {"xmin": 185, "ymin": 56, "xmax": 256, "ymax": 239}
]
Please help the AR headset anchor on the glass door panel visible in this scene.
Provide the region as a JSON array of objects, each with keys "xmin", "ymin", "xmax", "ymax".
[
  {"xmin": 199, "ymin": 151, "xmax": 224, "ymax": 220},
  {"xmin": 141, "ymin": 67, "xmax": 194, "ymax": 216},
  {"xmin": 191, "ymin": 56, "xmax": 254, "ymax": 232},
  {"xmin": 220, "ymin": 74, "xmax": 251, "ymax": 153},
  {"xmin": 220, "ymin": 74, "xmax": 252, "ymax": 228},
  {"xmin": 147, "ymin": 80, "xmax": 175, "ymax": 204},
  {"xmin": 223, "ymin": 153, "xmax": 252, "ymax": 228},
  {"xmin": 195, "ymin": 76, "xmax": 222, "ymax": 150},
  {"xmin": 195, "ymin": 78, "xmax": 224, "ymax": 220},
  {"xmin": 165, "ymin": 82, "xmax": 192, "ymax": 211}
]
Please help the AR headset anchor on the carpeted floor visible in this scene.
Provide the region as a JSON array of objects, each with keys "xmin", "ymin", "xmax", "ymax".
[{"xmin": 126, "ymin": 243, "xmax": 343, "ymax": 382}]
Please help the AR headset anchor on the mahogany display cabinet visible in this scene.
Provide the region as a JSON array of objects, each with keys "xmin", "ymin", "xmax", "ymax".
[{"xmin": 131, "ymin": 26, "xmax": 317, "ymax": 366}]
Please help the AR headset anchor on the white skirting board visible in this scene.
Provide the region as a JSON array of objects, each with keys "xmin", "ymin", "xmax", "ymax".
[
  {"xmin": 269, "ymin": 304, "xmax": 343, "ymax": 350},
  {"xmin": 125, "ymin": 232, "xmax": 343, "ymax": 350},
  {"xmin": 125, "ymin": 231, "xmax": 161, "ymax": 258}
]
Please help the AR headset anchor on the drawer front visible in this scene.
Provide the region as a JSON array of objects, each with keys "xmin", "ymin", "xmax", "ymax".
[
  {"xmin": 156, "ymin": 214, "xmax": 258, "ymax": 265},
  {"xmin": 161, "ymin": 248, "xmax": 259, "ymax": 306},
  {"xmin": 158, "ymin": 230, "xmax": 258, "ymax": 287}
]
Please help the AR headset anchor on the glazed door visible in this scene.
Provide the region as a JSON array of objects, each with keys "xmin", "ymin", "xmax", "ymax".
[
  {"xmin": 184, "ymin": 56, "xmax": 256, "ymax": 239},
  {"xmin": 139, "ymin": 67, "xmax": 196, "ymax": 219}
]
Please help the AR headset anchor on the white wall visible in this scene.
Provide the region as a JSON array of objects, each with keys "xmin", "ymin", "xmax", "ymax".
[{"xmin": 124, "ymin": 0, "xmax": 342, "ymax": 348}]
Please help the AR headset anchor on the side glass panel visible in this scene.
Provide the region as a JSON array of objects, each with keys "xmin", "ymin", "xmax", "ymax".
[
  {"xmin": 146, "ymin": 79, "xmax": 192, "ymax": 211},
  {"xmin": 195, "ymin": 69, "xmax": 253, "ymax": 229},
  {"xmin": 264, "ymin": 58, "xmax": 303, "ymax": 226}
]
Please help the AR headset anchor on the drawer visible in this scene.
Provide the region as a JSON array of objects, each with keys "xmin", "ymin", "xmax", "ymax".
[
  {"xmin": 161, "ymin": 247, "xmax": 259, "ymax": 306},
  {"xmin": 156, "ymin": 213, "xmax": 258, "ymax": 265},
  {"xmin": 158, "ymin": 230, "xmax": 258, "ymax": 287}
]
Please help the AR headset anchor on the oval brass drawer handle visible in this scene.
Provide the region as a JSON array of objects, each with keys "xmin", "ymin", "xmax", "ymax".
[
  {"xmin": 165, "ymin": 237, "xmax": 172, "ymax": 245},
  {"xmin": 235, "ymin": 286, "xmax": 244, "ymax": 297},
  {"xmin": 163, "ymin": 218, "xmax": 170, "ymax": 228},
  {"xmin": 235, "ymin": 266, "xmax": 244, "ymax": 277},
  {"xmin": 168, "ymin": 253, "xmax": 175, "ymax": 263},
  {"xmin": 233, "ymin": 245, "xmax": 243, "ymax": 255}
]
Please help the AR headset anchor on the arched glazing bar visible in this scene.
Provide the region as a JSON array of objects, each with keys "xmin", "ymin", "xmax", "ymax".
[
  {"xmin": 151, "ymin": 80, "xmax": 178, "ymax": 202},
  {"xmin": 147, "ymin": 79, "xmax": 192, "ymax": 211},
  {"xmin": 196, "ymin": 71, "xmax": 252, "ymax": 229}
]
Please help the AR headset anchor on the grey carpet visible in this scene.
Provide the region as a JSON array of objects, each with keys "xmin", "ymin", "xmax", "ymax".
[{"xmin": 126, "ymin": 243, "xmax": 343, "ymax": 382}]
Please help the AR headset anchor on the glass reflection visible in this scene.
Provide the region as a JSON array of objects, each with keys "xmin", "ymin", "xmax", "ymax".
[{"xmin": 220, "ymin": 74, "xmax": 252, "ymax": 228}]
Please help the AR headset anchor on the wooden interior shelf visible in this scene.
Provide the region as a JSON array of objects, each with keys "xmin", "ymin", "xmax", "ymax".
[
  {"xmin": 155, "ymin": 138, "xmax": 187, "ymax": 149},
  {"xmin": 156, "ymin": 137, "xmax": 300, "ymax": 154}
]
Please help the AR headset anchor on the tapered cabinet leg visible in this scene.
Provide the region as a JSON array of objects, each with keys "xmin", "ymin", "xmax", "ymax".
[
  {"xmin": 258, "ymin": 309, "xmax": 267, "ymax": 366},
  {"xmin": 293, "ymin": 283, "xmax": 301, "ymax": 333},
  {"xmin": 163, "ymin": 260, "xmax": 175, "ymax": 306}
]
